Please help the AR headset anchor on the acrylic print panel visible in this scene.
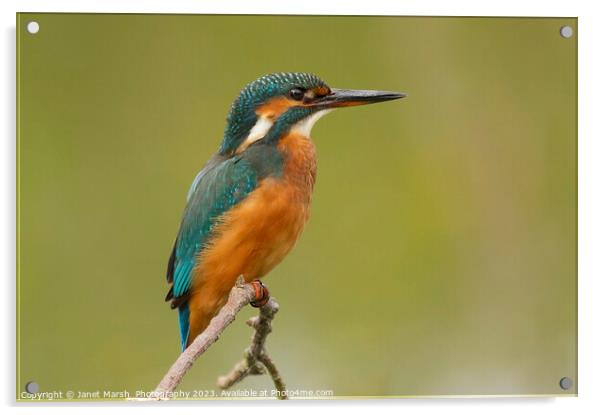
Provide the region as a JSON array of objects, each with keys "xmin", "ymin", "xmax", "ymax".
[{"xmin": 16, "ymin": 13, "xmax": 577, "ymax": 400}]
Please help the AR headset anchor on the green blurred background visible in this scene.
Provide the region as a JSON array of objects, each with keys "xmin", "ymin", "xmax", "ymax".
[{"xmin": 17, "ymin": 14, "xmax": 577, "ymax": 399}]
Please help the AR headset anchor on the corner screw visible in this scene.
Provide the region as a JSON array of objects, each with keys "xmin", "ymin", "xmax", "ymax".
[{"xmin": 559, "ymin": 376, "xmax": 573, "ymax": 390}]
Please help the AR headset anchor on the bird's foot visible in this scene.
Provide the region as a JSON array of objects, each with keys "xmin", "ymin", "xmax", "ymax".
[{"xmin": 249, "ymin": 280, "xmax": 270, "ymax": 308}]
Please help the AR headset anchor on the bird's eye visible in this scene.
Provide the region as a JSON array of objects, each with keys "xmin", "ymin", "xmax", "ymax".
[{"xmin": 289, "ymin": 88, "xmax": 305, "ymax": 101}]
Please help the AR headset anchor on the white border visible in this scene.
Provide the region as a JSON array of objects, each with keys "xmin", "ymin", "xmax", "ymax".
[{"xmin": 3, "ymin": 1, "xmax": 600, "ymax": 414}]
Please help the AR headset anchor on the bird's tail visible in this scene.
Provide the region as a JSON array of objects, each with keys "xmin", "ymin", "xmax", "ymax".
[
  {"xmin": 178, "ymin": 302, "xmax": 190, "ymax": 351},
  {"xmin": 178, "ymin": 288, "xmax": 232, "ymax": 351}
]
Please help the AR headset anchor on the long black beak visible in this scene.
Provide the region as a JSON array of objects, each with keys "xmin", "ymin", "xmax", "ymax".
[{"xmin": 316, "ymin": 88, "xmax": 406, "ymax": 108}]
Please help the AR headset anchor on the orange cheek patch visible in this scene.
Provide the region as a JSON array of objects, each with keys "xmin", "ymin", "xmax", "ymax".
[
  {"xmin": 313, "ymin": 86, "xmax": 331, "ymax": 97},
  {"xmin": 256, "ymin": 97, "xmax": 297, "ymax": 119}
]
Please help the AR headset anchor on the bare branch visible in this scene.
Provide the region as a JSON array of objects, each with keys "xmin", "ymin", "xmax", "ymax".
[{"xmin": 148, "ymin": 276, "xmax": 287, "ymax": 400}]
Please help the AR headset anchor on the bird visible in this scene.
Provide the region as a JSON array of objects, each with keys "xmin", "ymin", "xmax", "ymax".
[{"xmin": 165, "ymin": 72, "xmax": 405, "ymax": 350}]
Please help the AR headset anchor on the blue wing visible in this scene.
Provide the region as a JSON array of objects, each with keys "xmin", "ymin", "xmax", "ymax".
[{"xmin": 166, "ymin": 154, "xmax": 259, "ymax": 349}]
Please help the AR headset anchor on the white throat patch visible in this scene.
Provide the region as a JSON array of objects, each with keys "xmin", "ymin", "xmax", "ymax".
[{"xmin": 291, "ymin": 109, "xmax": 333, "ymax": 137}]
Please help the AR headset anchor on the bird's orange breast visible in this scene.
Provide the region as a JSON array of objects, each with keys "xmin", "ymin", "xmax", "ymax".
[{"xmin": 185, "ymin": 132, "xmax": 317, "ymax": 342}]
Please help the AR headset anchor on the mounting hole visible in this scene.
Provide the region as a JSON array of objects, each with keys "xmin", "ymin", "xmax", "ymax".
[
  {"xmin": 560, "ymin": 25, "xmax": 573, "ymax": 39},
  {"xmin": 26, "ymin": 21, "xmax": 40, "ymax": 34},
  {"xmin": 559, "ymin": 376, "xmax": 573, "ymax": 390},
  {"xmin": 25, "ymin": 381, "xmax": 39, "ymax": 394}
]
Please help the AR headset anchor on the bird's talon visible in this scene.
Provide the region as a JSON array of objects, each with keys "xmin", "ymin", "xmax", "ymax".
[{"xmin": 250, "ymin": 280, "xmax": 270, "ymax": 307}]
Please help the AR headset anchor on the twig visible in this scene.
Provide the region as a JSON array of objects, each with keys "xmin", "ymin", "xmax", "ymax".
[
  {"xmin": 216, "ymin": 297, "xmax": 287, "ymax": 399},
  {"xmin": 148, "ymin": 276, "xmax": 286, "ymax": 400}
]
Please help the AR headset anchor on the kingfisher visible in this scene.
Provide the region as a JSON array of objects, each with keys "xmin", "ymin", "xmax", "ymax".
[{"xmin": 165, "ymin": 72, "xmax": 405, "ymax": 350}]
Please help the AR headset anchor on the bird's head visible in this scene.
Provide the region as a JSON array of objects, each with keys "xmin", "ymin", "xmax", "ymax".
[{"xmin": 219, "ymin": 72, "xmax": 405, "ymax": 156}]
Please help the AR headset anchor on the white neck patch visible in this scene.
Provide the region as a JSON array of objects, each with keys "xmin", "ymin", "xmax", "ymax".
[
  {"xmin": 236, "ymin": 116, "xmax": 274, "ymax": 153},
  {"xmin": 291, "ymin": 109, "xmax": 333, "ymax": 137}
]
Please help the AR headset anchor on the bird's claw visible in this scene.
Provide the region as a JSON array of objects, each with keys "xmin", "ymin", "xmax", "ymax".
[{"xmin": 250, "ymin": 280, "xmax": 270, "ymax": 308}]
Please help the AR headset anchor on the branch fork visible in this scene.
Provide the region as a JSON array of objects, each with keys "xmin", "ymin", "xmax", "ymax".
[
  {"xmin": 217, "ymin": 299, "xmax": 287, "ymax": 397},
  {"xmin": 150, "ymin": 276, "xmax": 287, "ymax": 400}
]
